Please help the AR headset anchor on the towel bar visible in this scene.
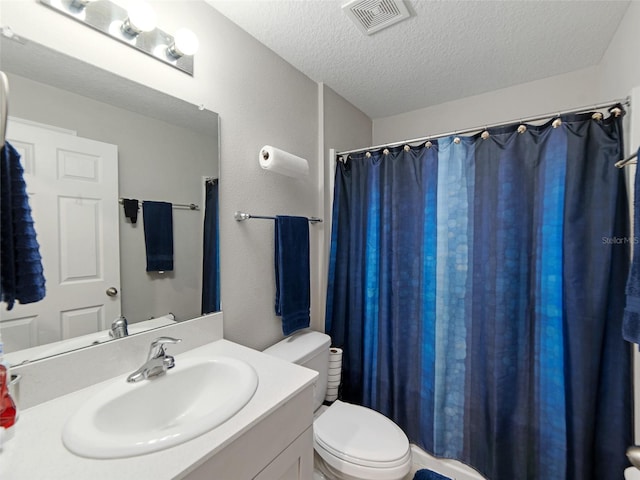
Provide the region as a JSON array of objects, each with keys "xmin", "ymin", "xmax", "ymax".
[
  {"xmin": 234, "ymin": 211, "xmax": 322, "ymax": 224},
  {"xmin": 119, "ymin": 199, "xmax": 199, "ymax": 210}
]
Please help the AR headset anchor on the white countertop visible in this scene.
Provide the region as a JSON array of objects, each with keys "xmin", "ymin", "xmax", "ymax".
[{"xmin": 0, "ymin": 339, "xmax": 317, "ymax": 480}]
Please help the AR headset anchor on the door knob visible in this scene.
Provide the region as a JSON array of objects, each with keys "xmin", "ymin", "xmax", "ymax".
[{"xmin": 106, "ymin": 287, "xmax": 118, "ymax": 297}]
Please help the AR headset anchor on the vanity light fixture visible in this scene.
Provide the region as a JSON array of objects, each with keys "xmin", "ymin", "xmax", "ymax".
[
  {"xmin": 167, "ymin": 28, "xmax": 199, "ymax": 59},
  {"xmin": 120, "ymin": 1, "xmax": 157, "ymax": 36},
  {"xmin": 39, "ymin": 0, "xmax": 198, "ymax": 76}
]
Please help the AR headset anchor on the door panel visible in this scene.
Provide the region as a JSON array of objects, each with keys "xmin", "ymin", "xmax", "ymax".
[{"xmin": 0, "ymin": 119, "xmax": 120, "ymax": 351}]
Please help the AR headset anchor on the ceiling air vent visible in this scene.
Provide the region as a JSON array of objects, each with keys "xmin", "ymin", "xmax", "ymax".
[{"xmin": 342, "ymin": 0, "xmax": 410, "ymax": 36}]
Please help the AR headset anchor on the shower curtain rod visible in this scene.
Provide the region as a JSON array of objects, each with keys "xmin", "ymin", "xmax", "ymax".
[
  {"xmin": 336, "ymin": 97, "xmax": 630, "ymax": 157},
  {"xmin": 615, "ymin": 151, "xmax": 637, "ymax": 168}
]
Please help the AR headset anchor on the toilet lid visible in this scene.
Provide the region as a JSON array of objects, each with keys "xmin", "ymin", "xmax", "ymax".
[{"xmin": 314, "ymin": 401, "xmax": 410, "ymax": 468}]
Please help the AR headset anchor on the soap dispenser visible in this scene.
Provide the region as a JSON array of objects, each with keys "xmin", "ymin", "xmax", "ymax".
[{"xmin": 0, "ymin": 364, "xmax": 16, "ymax": 428}]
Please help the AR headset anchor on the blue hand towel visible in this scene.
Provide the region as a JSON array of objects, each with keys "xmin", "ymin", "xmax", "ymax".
[
  {"xmin": 275, "ymin": 216, "xmax": 310, "ymax": 335},
  {"xmin": 143, "ymin": 201, "xmax": 174, "ymax": 272},
  {"xmin": 0, "ymin": 141, "xmax": 46, "ymax": 310},
  {"xmin": 413, "ymin": 469, "xmax": 452, "ymax": 480},
  {"xmin": 624, "ymin": 147, "xmax": 640, "ymax": 343}
]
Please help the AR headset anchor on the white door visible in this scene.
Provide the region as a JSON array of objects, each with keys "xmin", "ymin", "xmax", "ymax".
[{"xmin": 0, "ymin": 119, "xmax": 120, "ymax": 350}]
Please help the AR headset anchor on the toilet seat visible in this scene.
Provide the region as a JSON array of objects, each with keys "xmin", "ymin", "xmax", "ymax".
[{"xmin": 313, "ymin": 400, "xmax": 411, "ymax": 480}]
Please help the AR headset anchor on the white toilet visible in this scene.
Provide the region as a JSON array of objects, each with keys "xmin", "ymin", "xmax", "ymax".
[{"xmin": 264, "ymin": 330, "xmax": 412, "ymax": 480}]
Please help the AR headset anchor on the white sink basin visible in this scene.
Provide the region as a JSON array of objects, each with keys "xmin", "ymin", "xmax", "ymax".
[{"xmin": 62, "ymin": 356, "xmax": 259, "ymax": 458}]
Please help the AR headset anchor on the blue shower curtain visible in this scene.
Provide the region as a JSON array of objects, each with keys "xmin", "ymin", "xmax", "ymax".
[
  {"xmin": 201, "ymin": 179, "xmax": 220, "ymax": 314},
  {"xmin": 325, "ymin": 112, "xmax": 631, "ymax": 480}
]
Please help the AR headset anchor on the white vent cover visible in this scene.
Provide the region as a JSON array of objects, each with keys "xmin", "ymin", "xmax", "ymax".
[{"xmin": 342, "ymin": 0, "xmax": 410, "ymax": 36}]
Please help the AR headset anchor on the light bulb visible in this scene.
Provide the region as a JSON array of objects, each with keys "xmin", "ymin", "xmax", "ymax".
[
  {"xmin": 121, "ymin": 1, "xmax": 156, "ymax": 35},
  {"xmin": 167, "ymin": 28, "xmax": 199, "ymax": 58}
]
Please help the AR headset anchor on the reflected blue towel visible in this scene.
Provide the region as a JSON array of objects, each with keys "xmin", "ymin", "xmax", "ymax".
[
  {"xmin": 143, "ymin": 201, "xmax": 173, "ymax": 272},
  {"xmin": 275, "ymin": 216, "xmax": 310, "ymax": 335},
  {"xmin": 413, "ymin": 469, "xmax": 452, "ymax": 480},
  {"xmin": 0, "ymin": 142, "xmax": 46, "ymax": 310},
  {"xmin": 624, "ymin": 147, "xmax": 640, "ymax": 343}
]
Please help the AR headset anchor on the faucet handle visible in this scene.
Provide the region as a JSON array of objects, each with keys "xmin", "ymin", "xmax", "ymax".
[
  {"xmin": 150, "ymin": 336, "xmax": 181, "ymax": 347},
  {"xmin": 147, "ymin": 336, "xmax": 182, "ymax": 360},
  {"xmin": 109, "ymin": 315, "xmax": 128, "ymax": 339}
]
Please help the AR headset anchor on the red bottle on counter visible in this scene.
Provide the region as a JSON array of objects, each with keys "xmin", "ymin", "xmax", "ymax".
[{"xmin": 0, "ymin": 364, "xmax": 16, "ymax": 429}]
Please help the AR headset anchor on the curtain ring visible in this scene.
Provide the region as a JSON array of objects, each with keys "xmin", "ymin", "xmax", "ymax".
[
  {"xmin": 404, "ymin": 145, "xmax": 410, "ymax": 152},
  {"xmin": 552, "ymin": 118, "xmax": 562, "ymax": 128},
  {"xmin": 383, "ymin": 148, "xmax": 390, "ymax": 155},
  {"xmin": 517, "ymin": 124, "xmax": 527, "ymax": 134},
  {"xmin": 610, "ymin": 107, "xmax": 622, "ymax": 117},
  {"xmin": 481, "ymin": 129, "xmax": 490, "ymax": 140},
  {"xmin": 591, "ymin": 112, "xmax": 603, "ymax": 121},
  {"xmin": 453, "ymin": 137, "xmax": 461, "ymax": 144},
  {"xmin": 365, "ymin": 152, "xmax": 372, "ymax": 158},
  {"xmin": 425, "ymin": 140, "xmax": 432, "ymax": 149}
]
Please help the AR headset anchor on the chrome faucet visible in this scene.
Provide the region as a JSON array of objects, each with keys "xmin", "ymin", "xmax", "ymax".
[
  {"xmin": 110, "ymin": 315, "xmax": 129, "ymax": 339},
  {"xmin": 126, "ymin": 336, "xmax": 182, "ymax": 383}
]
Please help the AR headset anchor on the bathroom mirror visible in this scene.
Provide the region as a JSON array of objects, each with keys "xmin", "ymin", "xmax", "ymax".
[{"xmin": 0, "ymin": 34, "xmax": 220, "ymax": 365}]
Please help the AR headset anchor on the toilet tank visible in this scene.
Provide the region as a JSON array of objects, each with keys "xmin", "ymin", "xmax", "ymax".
[{"xmin": 263, "ymin": 330, "xmax": 331, "ymax": 411}]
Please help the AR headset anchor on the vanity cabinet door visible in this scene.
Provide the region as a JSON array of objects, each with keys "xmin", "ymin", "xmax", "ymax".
[
  {"xmin": 253, "ymin": 427, "xmax": 313, "ymax": 480},
  {"xmin": 182, "ymin": 386, "xmax": 314, "ymax": 480}
]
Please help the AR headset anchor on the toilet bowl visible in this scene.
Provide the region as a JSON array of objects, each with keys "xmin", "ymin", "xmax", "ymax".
[
  {"xmin": 264, "ymin": 330, "xmax": 412, "ymax": 480},
  {"xmin": 626, "ymin": 467, "xmax": 640, "ymax": 480},
  {"xmin": 314, "ymin": 400, "xmax": 411, "ymax": 480}
]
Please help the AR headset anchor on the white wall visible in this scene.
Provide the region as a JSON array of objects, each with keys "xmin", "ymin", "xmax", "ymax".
[
  {"xmin": 372, "ymin": 65, "xmax": 601, "ymax": 144},
  {"xmin": 0, "ymin": 0, "xmax": 320, "ymax": 350}
]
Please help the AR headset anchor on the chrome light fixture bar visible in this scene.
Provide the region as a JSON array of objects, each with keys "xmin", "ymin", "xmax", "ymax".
[{"xmin": 39, "ymin": 0, "xmax": 197, "ymax": 76}]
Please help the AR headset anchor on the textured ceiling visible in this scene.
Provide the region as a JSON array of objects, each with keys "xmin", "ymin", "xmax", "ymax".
[{"xmin": 206, "ymin": 0, "xmax": 630, "ymax": 119}]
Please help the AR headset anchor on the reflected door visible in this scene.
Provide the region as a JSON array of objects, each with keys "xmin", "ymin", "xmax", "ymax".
[{"xmin": 0, "ymin": 119, "xmax": 120, "ymax": 350}]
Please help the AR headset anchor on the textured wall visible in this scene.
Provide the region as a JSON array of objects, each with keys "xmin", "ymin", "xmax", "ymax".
[{"xmin": 372, "ymin": 66, "xmax": 601, "ymax": 145}]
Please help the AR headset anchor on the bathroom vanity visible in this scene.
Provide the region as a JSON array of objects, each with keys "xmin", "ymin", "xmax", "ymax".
[{"xmin": 0, "ymin": 314, "xmax": 317, "ymax": 479}]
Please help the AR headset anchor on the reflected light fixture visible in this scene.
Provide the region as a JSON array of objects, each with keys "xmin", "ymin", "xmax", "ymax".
[
  {"xmin": 39, "ymin": 0, "xmax": 198, "ymax": 76},
  {"xmin": 70, "ymin": 0, "xmax": 97, "ymax": 8}
]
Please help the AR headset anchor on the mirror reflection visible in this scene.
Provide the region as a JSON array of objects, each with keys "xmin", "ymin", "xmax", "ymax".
[{"xmin": 0, "ymin": 35, "xmax": 220, "ymax": 365}]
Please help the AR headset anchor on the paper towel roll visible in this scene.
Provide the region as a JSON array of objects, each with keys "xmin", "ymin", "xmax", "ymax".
[{"xmin": 259, "ymin": 145, "xmax": 309, "ymax": 178}]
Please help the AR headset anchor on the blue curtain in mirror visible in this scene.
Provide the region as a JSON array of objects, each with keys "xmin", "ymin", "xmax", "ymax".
[
  {"xmin": 201, "ymin": 178, "xmax": 220, "ymax": 314},
  {"xmin": 325, "ymin": 112, "xmax": 631, "ymax": 480}
]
